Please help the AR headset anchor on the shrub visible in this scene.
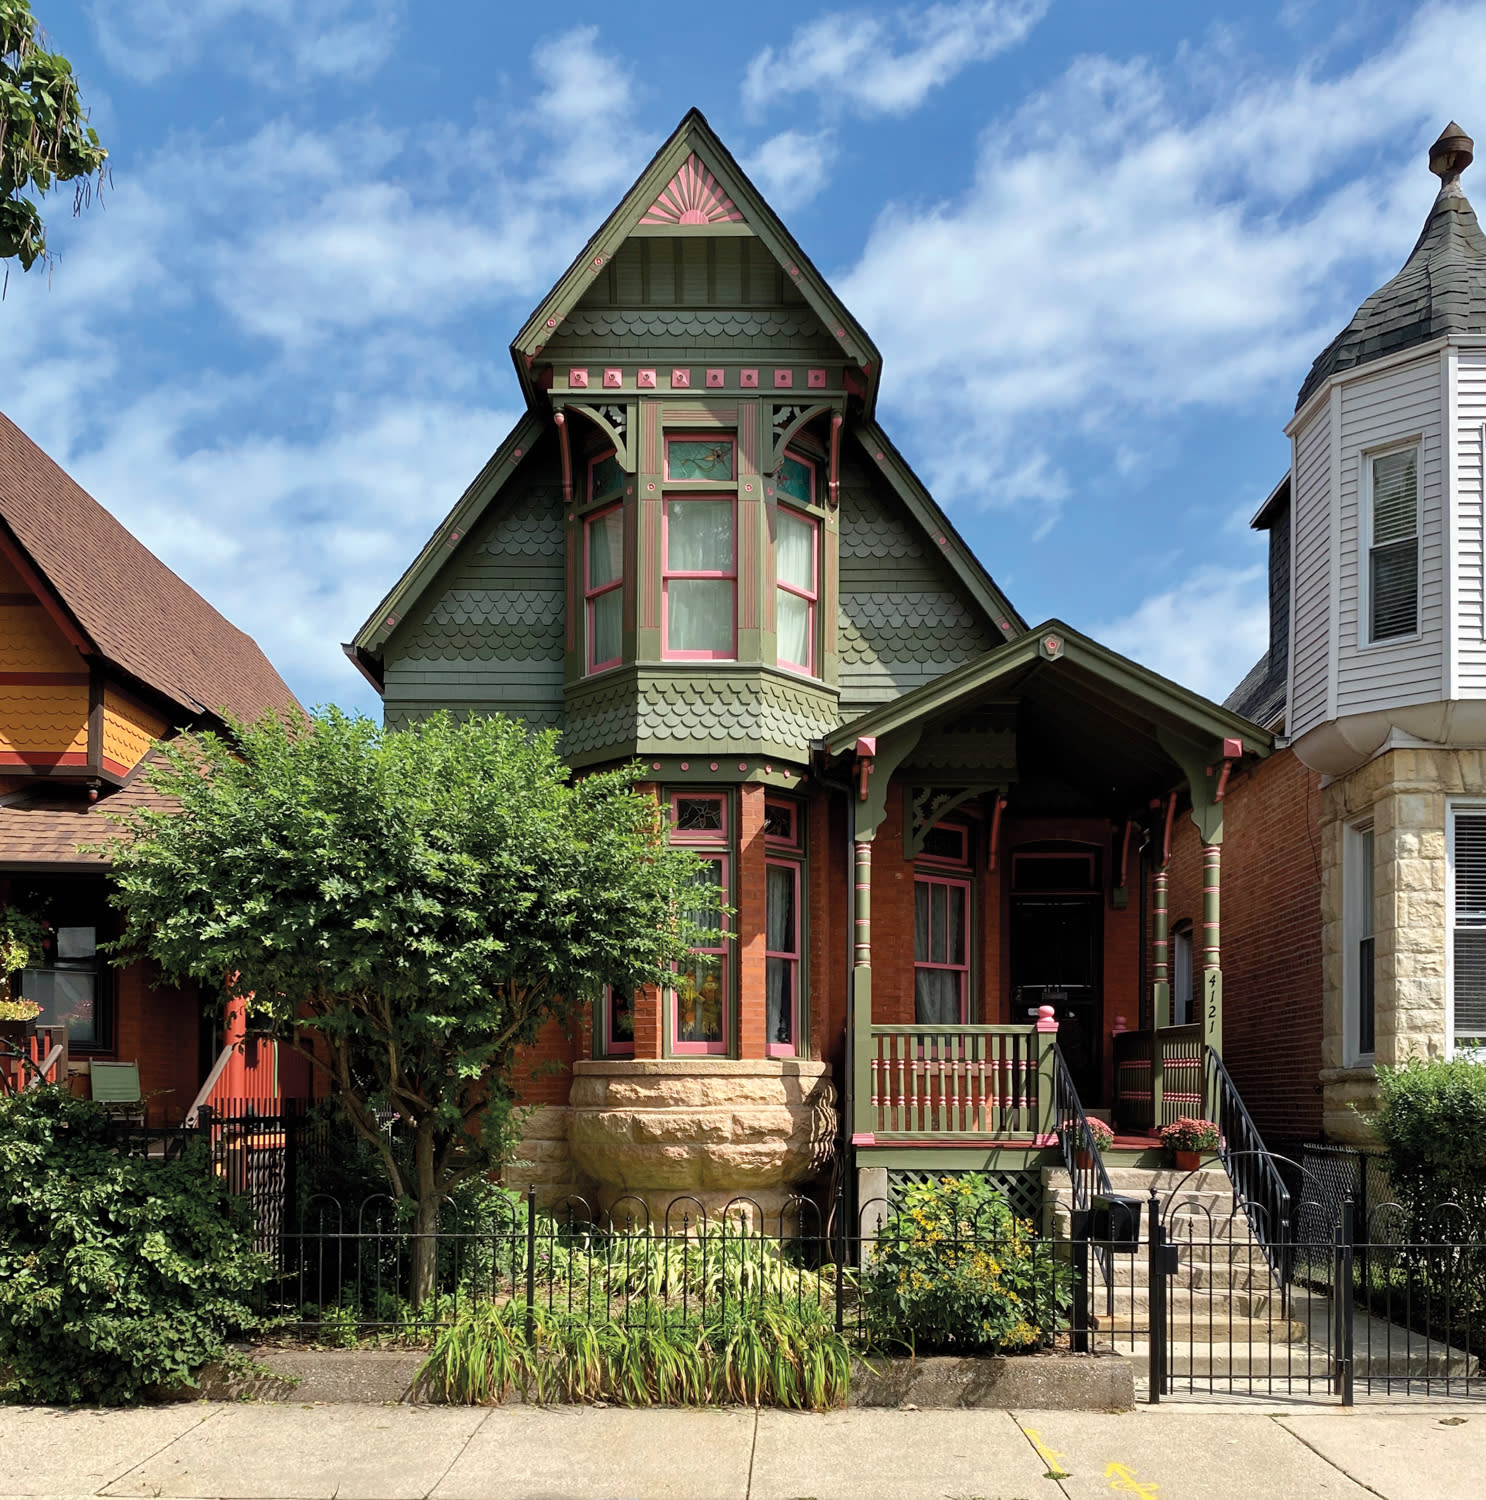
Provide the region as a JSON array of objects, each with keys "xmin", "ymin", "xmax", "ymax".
[
  {"xmin": 1374, "ymin": 1057, "xmax": 1486, "ymax": 1238},
  {"xmin": 0, "ymin": 1087, "xmax": 272, "ymax": 1404},
  {"xmin": 861, "ymin": 1174, "xmax": 1068, "ymax": 1353}
]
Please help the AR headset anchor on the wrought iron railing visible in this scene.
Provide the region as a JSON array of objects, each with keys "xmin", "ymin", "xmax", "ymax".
[
  {"xmin": 1050, "ymin": 1043, "xmax": 1116, "ymax": 1294},
  {"xmin": 1205, "ymin": 1046, "xmax": 1292, "ymax": 1284}
]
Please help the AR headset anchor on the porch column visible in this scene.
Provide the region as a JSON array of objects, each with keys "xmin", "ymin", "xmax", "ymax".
[
  {"xmin": 1152, "ymin": 863, "xmax": 1171, "ymax": 1028},
  {"xmin": 850, "ymin": 837, "xmax": 874, "ymax": 1145},
  {"xmin": 1201, "ymin": 842, "xmax": 1222, "ymax": 1057}
]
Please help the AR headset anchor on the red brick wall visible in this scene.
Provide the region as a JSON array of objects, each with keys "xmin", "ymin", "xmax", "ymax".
[{"xmin": 1164, "ymin": 748, "xmax": 1324, "ymax": 1142}]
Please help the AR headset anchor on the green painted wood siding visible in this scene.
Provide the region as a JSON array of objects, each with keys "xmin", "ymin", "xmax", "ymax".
[
  {"xmin": 382, "ymin": 445, "xmax": 565, "ymax": 732},
  {"xmin": 837, "ymin": 442, "xmax": 998, "ymax": 719}
]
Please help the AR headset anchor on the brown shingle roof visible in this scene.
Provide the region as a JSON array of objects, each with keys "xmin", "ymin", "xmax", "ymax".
[
  {"xmin": 0, "ymin": 410, "xmax": 298, "ymax": 725},
  {"xmin": 0, "ymin": 751, "xmax": 178, "ymax": 867}
]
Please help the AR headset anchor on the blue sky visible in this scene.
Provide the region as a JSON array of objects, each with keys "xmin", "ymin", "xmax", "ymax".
[{"xmin": 5, "ymin": 1, "xmax": 1484, "ymax": 715}]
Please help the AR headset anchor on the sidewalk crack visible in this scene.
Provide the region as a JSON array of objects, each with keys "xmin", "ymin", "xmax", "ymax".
[
  {"xmin": 1271, "ymin": 1415, "xmax": 1388, "ymax": 1498},
  {"xmin": 1008, "ymin": 1411, "xmax": 1073, "ymax": 1498},
  {"xmin": 744, "ymin": 1405, "xmax": 759, "ymax": 1500},
  {"xmin": 97, "ymin": 1405, "xmax": 224, "ymax": 1495},
  {"xmin": 423, "ymin": 1407, "xmax": 493, "ymax": 1500}
]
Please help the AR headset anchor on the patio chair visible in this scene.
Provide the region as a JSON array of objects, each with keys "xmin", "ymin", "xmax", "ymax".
[{"xmin": 90, "ymin": 1060, "xmax": 147, "ymax": 1125}]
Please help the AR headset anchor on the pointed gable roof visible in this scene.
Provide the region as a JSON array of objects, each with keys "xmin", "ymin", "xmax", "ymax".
[
  {"xmin": 0, "ymin": 411, "xmax": 297, "ymax": 725},
  {"xmin": 1297, "ymin": 122, "xmax": 1486, "ymax": 410},
  {"xmin": 510, "ymin": 109, "xmax": 883, "ymax": 415}
]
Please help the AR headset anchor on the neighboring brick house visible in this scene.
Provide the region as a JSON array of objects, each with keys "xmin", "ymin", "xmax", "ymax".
[
  {"xmin": 0, "ymin": 410, "xmax": 304, "ymax": 1120},
  {"xmin": 350, "ymin": 111, "xmax": 1275, "ymax": 1217}
]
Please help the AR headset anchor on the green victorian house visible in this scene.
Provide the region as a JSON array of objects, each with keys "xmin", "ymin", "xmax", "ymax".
[{"xmin": 348, "ymin": 112, "xmax": 1273, "ymax": 1226}]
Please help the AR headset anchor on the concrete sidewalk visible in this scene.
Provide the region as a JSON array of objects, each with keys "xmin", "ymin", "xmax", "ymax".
[{"xmin": 2, "ymin": 1400, "xmax": 1485, "ymax": 1499}]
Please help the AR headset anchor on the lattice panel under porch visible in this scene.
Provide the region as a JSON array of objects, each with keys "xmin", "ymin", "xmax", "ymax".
[{"xmin": 886, "ymin": 1168, "xmax": 1043, "ymax": 1226}]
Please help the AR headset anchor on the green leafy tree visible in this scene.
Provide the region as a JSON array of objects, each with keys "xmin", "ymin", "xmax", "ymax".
[
  {"xmin": 104, "ymin": 709, "xmax": 710, "ymax": 1302},
  {"xmin": 2, "ymin": 0, "xmax": 107, "ymax": 270}
]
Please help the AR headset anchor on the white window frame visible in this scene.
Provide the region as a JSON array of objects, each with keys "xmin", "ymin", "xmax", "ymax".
[
  {"xmin": 1358, "ymin": 437, "xmax": 1422, "ymax": 651},
  {"xmin": 1342, "ymin": 817, "xmax": 1376, "ymax": 1065},
  {"xmin": 1447, "ymin": 800, "xmax": 1486, "ymax": 1060}
]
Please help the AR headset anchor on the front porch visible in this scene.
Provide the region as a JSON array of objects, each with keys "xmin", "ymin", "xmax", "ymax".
[{"xmin": 824, "ymin": 622, "xmax": 1272, "ymax": 1201}]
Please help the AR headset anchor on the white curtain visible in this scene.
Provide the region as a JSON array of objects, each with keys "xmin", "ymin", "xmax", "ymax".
[
  {"xmin": 668, "ymin": 579, "xmax": 733, "ymax": 653},
  {"xmin": 587, "ymin": 509, "xmax": 622, "ymax": 587},
  {"xmin": 591, "ymin": 588, "xmax": 622, "ymax": 665},
  {"xmin": 667, "ymin": 500, "xmax": 733, "ymax": 570},
  {"xmin": 915, "ymin": 969, "xmax": 961, "ymax": 1025}
]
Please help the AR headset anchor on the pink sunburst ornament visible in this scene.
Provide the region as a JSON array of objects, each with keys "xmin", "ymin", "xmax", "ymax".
[{"xmin": 640, "ymin": 153, "xmax": 745, "ymax": 226}]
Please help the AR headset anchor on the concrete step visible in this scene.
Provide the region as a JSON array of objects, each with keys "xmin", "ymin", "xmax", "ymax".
[
  {"xmin": 1101, "ymin": 1341, "xmax": 1335, "ymax": 1378},
  {"xmin": 1096, "ymin": 1285, "xmax": 1295, "ymax": 1320},
  {"xmin": 1043, "ymin": 1166, "xmax": 1230, "ymax": 1193}
]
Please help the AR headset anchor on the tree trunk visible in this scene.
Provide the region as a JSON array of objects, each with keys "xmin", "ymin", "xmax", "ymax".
[{"xmin": 409, "ymin": 1122, "xmax": 440, "ymax": 1307}]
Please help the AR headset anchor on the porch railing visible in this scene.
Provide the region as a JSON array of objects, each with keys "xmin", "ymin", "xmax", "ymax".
[
  {"xmin": 0, "ymin": 1024, "xmax": 68, "ymax": 1093},
  {"xmin": 1111, "ymin": 1022, "xmax": 1204, "ymax": 1132},
  {"xmin": 853, "ymin": 1023, "xmax": 1049, "ymax": 1141}
]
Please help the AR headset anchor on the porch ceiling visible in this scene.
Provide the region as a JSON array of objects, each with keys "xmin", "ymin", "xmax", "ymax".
[{"xmin": 827, "ymin": 620, "xmax": 1272, "ymax": 819}]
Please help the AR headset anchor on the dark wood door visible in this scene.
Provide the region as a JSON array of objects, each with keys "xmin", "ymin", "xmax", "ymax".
[{"xmin": 1010, "ymin": 896, "xmax": 1102, "ymax": 1102}]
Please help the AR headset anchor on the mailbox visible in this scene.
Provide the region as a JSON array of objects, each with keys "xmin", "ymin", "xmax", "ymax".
[{"xmin": 1089, "ymin": 1193, "xmax": 1143, "ymax": 1247}]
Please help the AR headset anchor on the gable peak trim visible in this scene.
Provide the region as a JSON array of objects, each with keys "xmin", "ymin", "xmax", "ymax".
[{"xmin": 639, "ymin": 152, "xmax": 745, "ymax": 226}]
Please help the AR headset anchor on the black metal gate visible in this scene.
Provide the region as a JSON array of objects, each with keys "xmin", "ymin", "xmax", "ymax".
[{"xmin": 1149, "ymin": 1165, "xmax": 1486, "ymax": 1402}]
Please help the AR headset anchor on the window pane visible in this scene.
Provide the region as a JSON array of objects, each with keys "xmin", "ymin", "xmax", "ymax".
[
  {"xmin": 668, "ymin": 579, "xmax": 734, "ymax": 654},
  {"xmin": 668, "ymin": 439, "xmax": 734, "ymax": 481},
  {"xmin": 766, "ymin": 956, "xmax": 793, "ymax": 1046},
  {"xmin": 676, "ymin": 953, "xmax": 724, "ymax": 1042},
  {"xmin": 767, "ymin": 864, "xmax": 795, "ymax": 952},
  {"xmin": 608, "ymin": 988, "xmax": 634, "ymax": 1047},
  {"xmin": 1358, "ymin": 829, "xmax": 1375, "ymax": 936},
  {"xmin": 1456, "ymin": 814, "xmax": 1486, "ymax": 920},
  {"xmin": 1358, "ymin": 936, "xmax": 1375, "ymax": 1054},
  {"xmin": 915, "ymin": 968, "xmax": 961, "ymax": 1025},
  {"xmin": 946, "ymin": 885, "xmax": 965, "ymax": 966},
  {"xmin": 591, "ymin": 588, "xmax": 622, "ymax": 666},
  {"xmin": 777, "ymin": 589, "xmax": 810, "ymax": 668},
  {"xmin": 675, "ymin": 796, "xmax": 723, "ymax": 834},
  {"xmin": 1371, "ymin": 539, "xmax": 1418, "ymax": 640},
  {"xmin": 587, "ymin": 509, "xmax": 622, "ymax": 589},
  {"xmin": 683, "ymin": 858, "xmax": 724, "ymax": 930},
  {"xmin": 1372, "ymin": 449, "xmax": 1417, "ymax": 543},
  {"xmin": 591, "ymin": 452, "xmax": 624, "ymax": 500},
  {"xmin": 1455, "ymin": 931, "xmax": 1486, "ymax": 1040},
  {"xmin": 778, "ymin": 454, "xmax": 812, "ymax": 505},
  {"xmin": 930, "ymin": 883, "xmax": 947, "ymax": 964},
  {"xmin": 667, "ymin": 500, "xmax": 733, "ymax": 572},
  {"xmin": 914, "ymin": 882, "xmax": 929, "ymax": 963},
  {"xmin": 21, "ymin": 968, "xmax": 97, "ymax": 1046},
  {"xmin": 777, "ymin": 510, "xmax": 814, "ymax": 592},
  {"xmin": 763, "ymin": 802, "xmax": 794, "ymax": 841}
]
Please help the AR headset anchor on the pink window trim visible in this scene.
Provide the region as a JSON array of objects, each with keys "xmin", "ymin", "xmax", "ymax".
[
  {"xmin": 775, "ymin": 503, "xmax": 818, "ymax": 675},
  {"xmin": 602, "ymin": 984, "xmax": 634, "ymax": 1057},
  {"xmin": 583, "ymin": 502, "xmax": 624, "ymax": 674},
  {"xmin": 668, "ymin": 790, "xmax": 729, "ymax": 844},
  {"xmin": 663, "ymin": 433, "xmax": 737, "ymax": 483},
  {"xmin": 764, "ymin": 798, "xmax": 799, "ymax": 848},
  {"xmin": 662, "ymin": 495, "xmax": 737, "ymax": 662},
  {"xmin": 779, "ymin": 449, "xmax": 818, "ymax": 507},
  {"xmin": 671, "ymin": 851, "xmax": 730, "ymax": 1056},
  {"xmin": 917, "ymin": 821, "xmax": 971, "ymax": 869},
  {"xmin": 765, "ymin": 858, "xmax": 800, "ymax": 1058},
  {"xmin": 588, "ymin": 446, "xmax": 622, "ymax": 503},
  {"xmin": 914, "ymin": 874, "xmax": 971, "ymax": 1024}
]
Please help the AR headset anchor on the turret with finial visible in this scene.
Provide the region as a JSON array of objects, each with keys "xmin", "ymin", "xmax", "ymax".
[{"xmin": 1430, "ymin": 121, "xmax": 1473, "ymax": 196}]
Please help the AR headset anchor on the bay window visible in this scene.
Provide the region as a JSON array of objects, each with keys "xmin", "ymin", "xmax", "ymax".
[
  {"xmin": 776, "ymin": 507, "xmax": 817, "ymax": 674},
  {"xmin": 669, "ymin": 791, "xmax": 730, "ymax": 1054}
]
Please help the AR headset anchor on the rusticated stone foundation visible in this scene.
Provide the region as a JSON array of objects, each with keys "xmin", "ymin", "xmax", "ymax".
[
  {"xmin": 504, "ymin": 1105, "xmax": 593, "ymax": 1209},
  {"xmin": 567, "ymin": 1058, "xmax": 836, "ymax": 1223}
]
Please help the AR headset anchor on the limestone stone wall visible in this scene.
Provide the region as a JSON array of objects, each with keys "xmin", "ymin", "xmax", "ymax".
[
  {"xmin": 1319, "ymin": 745, "xmax": 1486, "ymax": 1142},
  {"xmin": 567, "ymin": 1058, "xmax": 836, "ymax": 1222},
  {"xmin": 504, "ymin": 1105, "xmax": 593, "ymax": 1209}
]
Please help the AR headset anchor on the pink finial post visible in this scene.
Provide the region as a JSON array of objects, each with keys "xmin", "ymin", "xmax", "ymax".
[
  {"xmin": 1111, "ymin": 1014, "xmax": 1129, "ymax": 1036},
  {"xmin": 1036, "ymin": 1004, "xmax": 1058, "ymax": 1033}
]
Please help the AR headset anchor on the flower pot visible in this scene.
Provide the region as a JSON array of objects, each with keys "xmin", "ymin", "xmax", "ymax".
[
  {"xmin": 1075, "ymin": 1148, "xmax": 1097, "ymax": 1171},
  {"xmin": 1172, "ymin": 1149, "xmax": 1203, "ymax": 1171}
]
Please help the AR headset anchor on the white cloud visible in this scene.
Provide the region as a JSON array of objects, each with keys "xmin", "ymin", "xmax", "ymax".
[
  {"xmin": 742, "ymin": 0, "xmax": 1048, "ymax": 118},
  {"xmin": 742, "ymin": 130, "xmax": 839, "ymax": 210},
  {"xmin": 1089, "ymin": 566, "xmax": 1268, "ymax": 700},
  {"xmin": 529, "ymin": 27, "xmax": 648, "ymax": 199},
  {"xmin": 840, "ymin": 3, "xmax": 1486, "ymax": 513},
  {"xmin": 88, "ymin": 0, "xmax": 401, "ymax": 85}
]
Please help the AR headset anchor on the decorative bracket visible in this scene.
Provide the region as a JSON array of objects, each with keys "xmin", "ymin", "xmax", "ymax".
[
  {"xmin": 767, "ymin": 400, "xmax": 835, "ymax": 473},
  {"xmin": 855, "ymin": 735, "xmax": 877, "ymax": 802},
  {"xmin": 1157, "ymin": 729, "xmax": 1226, "ymax": 845},
  {"xmin": 903, "ymin": 783, "xmax": 1001, "ymax": 859},
  {"xmin": 565, "ymin": 401, "xmax": 636, "ymax": 472}
]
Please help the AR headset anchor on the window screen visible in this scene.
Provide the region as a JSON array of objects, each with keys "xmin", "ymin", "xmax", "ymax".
[{"xmin": 1455, "ymin": 812, "xmax": 1486, "ymax": 1049}]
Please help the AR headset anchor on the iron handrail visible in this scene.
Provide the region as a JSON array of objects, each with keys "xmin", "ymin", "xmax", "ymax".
[
  {"xmin": 1205, "ymin": 1045, "xmax": 1292, "ymax": 1284},
  {"xmin": 1050, "ymin": 1043, "xmax": 1115, "ymax": 1289}
]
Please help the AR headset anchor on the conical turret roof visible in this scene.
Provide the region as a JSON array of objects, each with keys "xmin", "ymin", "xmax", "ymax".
[{"xmin": 1296, "ymin": 122, "xmax": 1486, "ymax": 409}]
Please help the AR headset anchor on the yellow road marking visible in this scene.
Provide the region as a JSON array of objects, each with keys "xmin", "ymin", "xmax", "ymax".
[
  {"xmin": 1106, "ymin": 1460, "xmax": 1160, "ymax": 1494},
  {"xmin": 1020, "ymin": 1426, "xmax": 1070, "ymax": 1479}
]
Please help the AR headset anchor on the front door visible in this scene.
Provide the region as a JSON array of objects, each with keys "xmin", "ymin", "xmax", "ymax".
[{"xmin": 1010, "ymin": 896, "xmax": 1101, "ymax": 1101}]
